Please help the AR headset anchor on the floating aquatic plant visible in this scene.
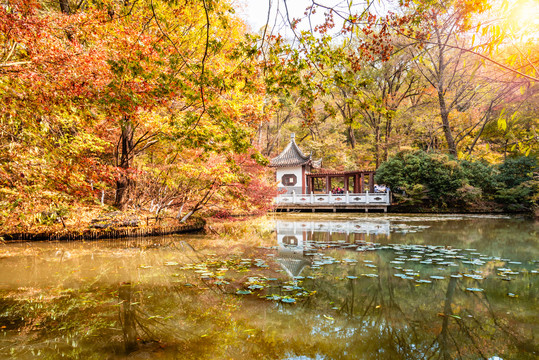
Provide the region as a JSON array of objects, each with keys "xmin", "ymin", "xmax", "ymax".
[
  {"xmin": 281, "ymin": 297, "xmax": 296, "ymax": 303},
  {"xmin": 236, "ymin": 290, "xmax": 252, "ymax": 295},
  {"xmin": 466, "ymin": 288, "xmax": 484, "ymax": 292}
]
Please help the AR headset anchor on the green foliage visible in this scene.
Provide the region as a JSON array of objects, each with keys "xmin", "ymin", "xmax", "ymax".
[
  {"xmin": 377, "ymin": 151, "xmax": 539, "ymax": 212},
  {"xmin": 375, "ymin": 151, "xmax": 464, "ymax": 205},
  {"xmin": 34, "ymin": 204, "xmax": 70, "ymax": 226},
  {"xmin": 493, "ymin": 156, "xmax": 538, "ymax": 210},
  {"xmin": 496, "ymin": 156, "xmax": 538, "ymax": 188},
  {"xmin": 460, "ymin": 160, "xmax": 498, "ymax": 195},
  {"xmin": 495, "ymin": 180, "xmax": 539, "ymax": 211},
  {"xmin": 456, "ymin": 184, "xmax": 483, "ymax": 204},
  {"xmin": 393, "ymin": 184, "xmax": 429, "ymax": 207}
]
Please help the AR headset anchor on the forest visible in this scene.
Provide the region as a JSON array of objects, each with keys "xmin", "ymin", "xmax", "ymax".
[{"xmin": 1, "ymin": 0, "xmax": 538, "ymax": 233}]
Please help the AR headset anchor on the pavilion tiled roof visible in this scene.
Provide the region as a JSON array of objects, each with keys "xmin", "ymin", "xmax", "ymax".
[{"xmin": 270, "ymin": 134, "xmax": 315, "ymax": 168}]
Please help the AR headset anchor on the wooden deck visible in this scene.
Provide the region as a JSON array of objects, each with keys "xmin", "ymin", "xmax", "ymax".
[{"xmin": 274, "ymin": 192, "xmax": 391, "ymax": 212}]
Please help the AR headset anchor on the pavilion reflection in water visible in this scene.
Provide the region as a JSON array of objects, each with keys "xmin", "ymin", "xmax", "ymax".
[{"xmin": 275, "ymin": 219, "xmax": 391, "ymax": 278}]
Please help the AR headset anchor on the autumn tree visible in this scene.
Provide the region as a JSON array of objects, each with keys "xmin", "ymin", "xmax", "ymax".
[{"xmin": 0, "ymin": 0, "xmax": 272, "ymax": 229}]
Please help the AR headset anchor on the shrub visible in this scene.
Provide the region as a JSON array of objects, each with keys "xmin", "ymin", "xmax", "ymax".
[
  {"xmin": 377, "ymin": 151, "xmax": 539, "ymax": 212},
  {"xmin": 496, "ymin": 156, "xmax": 538, "ymax": 188},
  {"xmin": 495, "ymin": 180, "xmax": 538, "ymax": 212},
  {"xmin": 456, "ymin": 184, "xmax": 483, "ymax": 205},
  {"xmin": 460, "ymin": 160, "xmax": 498, "ymax": 196},
  {"xmin": 375, "ymin": 151, "xmax": 464, "ymax": 205}
]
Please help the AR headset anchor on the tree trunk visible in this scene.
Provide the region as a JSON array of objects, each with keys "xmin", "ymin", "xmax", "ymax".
[
  {"xmin": 383, "ymin": 115, "xmax": 392, "ymax": 162},
  {"xmin": 59, "ymin": 0, "xmax": 71, "ymax": 14},
  {"xmin": 374, "ymin": 125, "xmax": 381, "ymax": 168},
  {"xmin": 438, "ymin": 96, "xmax": 457, "ymax": 156},
  {"xmin": 435, "ymin": 24, "xmax": 457, "ymax": 157},
  {"xmin": 347, "ymin": 124, "xmax": 356, "ymax": 149},
  {"xmin": 115, "ymin": 116, "xmax": 135, "ymax": 210}
]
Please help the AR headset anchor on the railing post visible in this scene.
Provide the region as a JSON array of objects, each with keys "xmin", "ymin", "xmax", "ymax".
[
  {"xmin": 311, "ymin": 192, "xmax": 314, "ymax": 204},
  {"xmin": 346, "ymin": 191, "xmax": 349, "ymax": 204},
  {"xmin": 292, "ymin": 192, "xmax": 296, "ymax": 203},
  {"xmin": 328, "ymin": 191, "xmax": 332, "ymax": 204},
  {"xmin": 365, "ymin": 191, "xmax": 369, "ymax": 204}
]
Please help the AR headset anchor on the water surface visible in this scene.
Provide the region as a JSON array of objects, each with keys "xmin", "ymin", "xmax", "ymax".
[{"xmin": 0, "ymin": 214, "xmax": 537, "ymax": 359}]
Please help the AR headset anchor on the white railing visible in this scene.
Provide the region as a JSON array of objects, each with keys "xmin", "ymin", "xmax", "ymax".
[
  {"xmin": 275, "ymin": 192, "xmax": 391, "ymax": 206},
  {"xmin": 276, "ymin": 220, "xmax": 391, "ymax": 235}
]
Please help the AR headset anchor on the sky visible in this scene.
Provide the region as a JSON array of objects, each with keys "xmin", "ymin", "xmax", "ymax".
[
  {"xmin": 239, "ymin": 0, "xmax": 312, "ymax": 32},
  {"xmin": 238, "ymin": 0, "xmax": 370, "ymax": 34},
  {"xmin": 238, "ymin": 0, "xmax": 539, "ymax": 37}
]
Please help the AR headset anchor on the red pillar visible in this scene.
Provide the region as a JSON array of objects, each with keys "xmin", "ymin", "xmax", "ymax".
[
  {"xmin": 328, "ymin": 176, "xmax": 332, "ymax": 193},
  {"xmin": 325, "ymin": 175, "xmax": 330, "ymax": 193},
  {"xmin": 302, "ymin": 166, "xmax": 306, "ymax": 194}
]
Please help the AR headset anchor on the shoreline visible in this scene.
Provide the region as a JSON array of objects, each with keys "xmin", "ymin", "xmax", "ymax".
[
  {"xmin": 2, "ymin": 208, "xmax": 536, "ymax": 243},
  {"xmin": 1, "ymin": 218, "xmax": 206, "ymax": 242}
]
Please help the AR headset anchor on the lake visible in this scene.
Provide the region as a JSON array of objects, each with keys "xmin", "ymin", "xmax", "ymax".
[{"xmin": 0, "ymin": 214, "xmax": 537, "ymax": 359}]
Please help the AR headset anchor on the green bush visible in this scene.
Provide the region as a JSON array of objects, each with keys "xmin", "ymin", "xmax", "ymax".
[
  {"xmin": 393, "ymin": 184, "xmax": 429, "ymax": 207},
  {"xmin": 460, "ymin": 160, "xmax": 498, "ymax": 195},
  {"xmin": 375, "ymin": 151, "xmax": 464, "ymax": 205},
  {"xmin": 376, "ymin": 151, "xmax": 538, "ymax": 212},
  {"xmin": 456, "ymin": 184, "xmax": 483, "ymax": 204},
  {"xmin": 494, "ymin": 157, "xmax": 538, "ymax": 211},
  {"xmin": 495, "ymin": 180, "xmax": 538, "ymax": 211},
  {"xmin": 496, "ymin": 156, "xmax": 537, "ymax": 188}
]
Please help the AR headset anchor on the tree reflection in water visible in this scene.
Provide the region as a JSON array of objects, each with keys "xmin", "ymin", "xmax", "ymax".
[{"xmin": 0, "ymin": 215, "xmax": 537, "ymax": 359}]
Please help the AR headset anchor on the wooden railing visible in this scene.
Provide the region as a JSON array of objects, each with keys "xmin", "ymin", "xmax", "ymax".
[{"xmin": 274, "ymin": 192, "xmax": 391, "ymax": 206}]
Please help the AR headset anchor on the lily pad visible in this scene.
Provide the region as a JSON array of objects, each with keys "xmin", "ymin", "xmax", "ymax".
[
  {"xmin": 281, "ymin": 298, "xmax": 296, "ymax": 303},
  {"xmin": 164, "ymin": 261, "xmax": 179, "ymax": 266},
  {"xmin": 236, "ymin": 290, "xmax": 252, "ymax": 295},
  {"xmin": 465, "ymin": 287, "xmax": 484, "ymax": 292},
  {"xmin": 247, "ymin": 284, "xmax": 264, "ymax": 290}
]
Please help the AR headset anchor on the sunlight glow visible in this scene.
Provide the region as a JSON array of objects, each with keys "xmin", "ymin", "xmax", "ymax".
[{"xmin": 510, "ymin": 0, "xmax": 539, "ymax": 28}]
